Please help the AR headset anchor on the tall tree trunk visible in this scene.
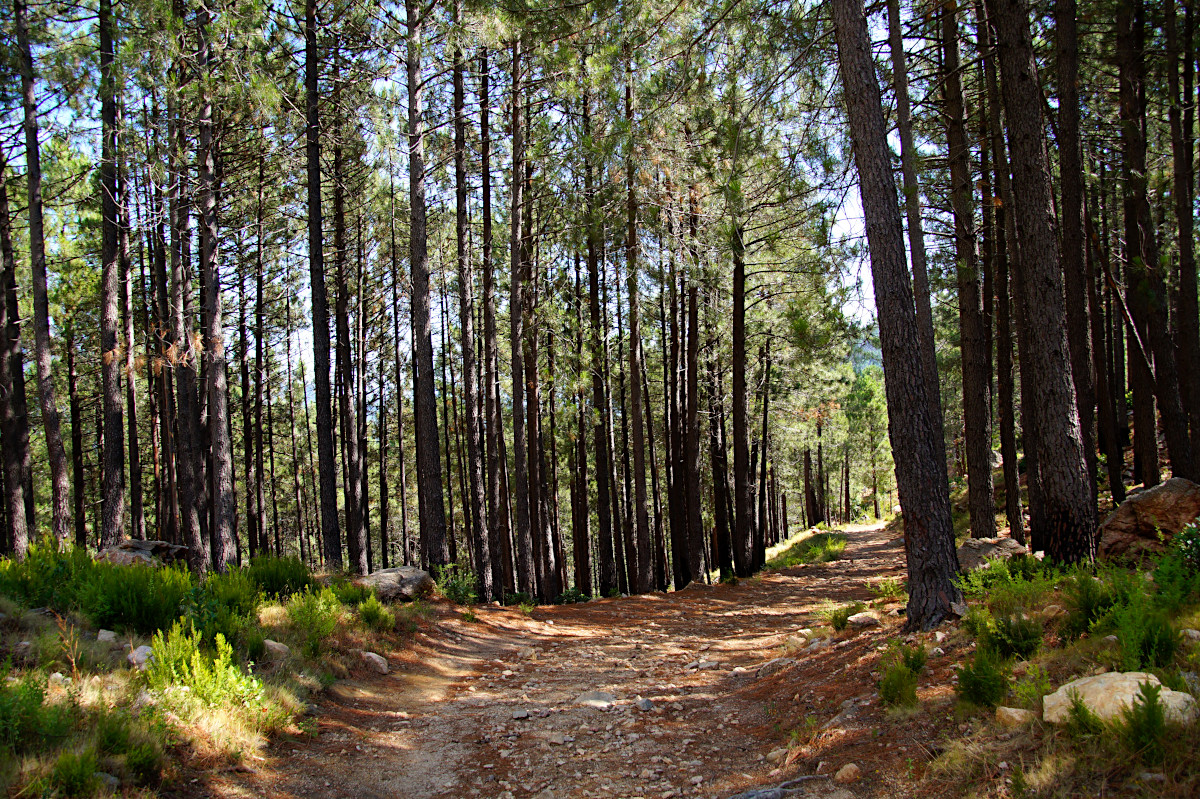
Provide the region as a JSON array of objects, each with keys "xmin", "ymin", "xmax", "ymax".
[
  {"xmin": 978, "ymin": 4, "xmax": 1025, "ymax": 541},
  {"xmin": 832, "ymin": 0, "xmax": 961, "ymax": 628},
  {"xmin": 583, "ymin": 81, "xmax": 617, "ymax": 597},
  {"xmin": 708, "ymin": 349, "xmax": 734, "ymax": 579},
  {"xmin": 480, "ymin": 49, "xmax": 506, "ymax": 598},
  {"xmin": 306, "ymin": 0, "xmax": 341, "ymax": 569},
  {"xmin": 0, "ymin": 163, "xmax": 29, "ymax": 555},
  {"xmin": 626, "ymin": 76, "xmax": 651, "ymax": 594},
  {"xmin": 887, "ymin": 0, "xmax": 944, "ymax": 446},
  {"xmin": 572, "ymin": 254, "xmax": 592, "ymax": 595},
  {"xmin": 730, "ymin": 218, "xmax": 754, "ymax": 578},
  {"xmin": 1173, "ymin": 1, "xmax": 1200, "ymax": 460},
  {"xmin": 986, "ymin": 0, "xmax": 1097, "ymax": 562},
  {"xmin": 685, "ymin": 280, "xmax": 704, "ymax": 581},
  {"xmin": 1056, "ymin": 0, "xmax": 1098, "ymax": 505},
  {"xmin": 453, "ymin": 2, "xmax": 489, "ymax": 599},
  {"xmin": 755, "ymin": 341, "xmax": 771, "ymax": 567},
  {"xmin": 17, "ymin": 0, "xmax": 71, "ymax": 543},
  {"xmin": 406, "ymin": 0, "xmax": 449, "ymax": 571},
  {"xmin": 197, "ymin": 8, "xmax": 234, "ymax": 571},
  {"xmin": 333, "ymin": 133, "xmax": 366, "ymax": 574},
  {"xmin": 942, "ymin": 2, "xmax": 995, "ymax": 539},
  {"xmin": 240, "ymin": 268, "xmax": 257, "ymax": 558},
  {"xmin": 255, "ymin": 159, "xmax": 269, "ymax": 557}
]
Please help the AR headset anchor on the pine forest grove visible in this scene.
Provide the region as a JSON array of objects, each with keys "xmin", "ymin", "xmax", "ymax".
[{"xmin": 1, "ymin": 0, "xmax": 1198, "ymax": 631}]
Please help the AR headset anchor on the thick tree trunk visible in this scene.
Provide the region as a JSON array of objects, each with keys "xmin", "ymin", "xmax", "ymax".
[
  {"xmin": 453, "ymin": 4, "xmax": 489, "ymax": 599},
  {"xmin": 0, "ymin": 165, "xmax": 29, "ymax": 555},
  {"xmin": 240, "ymin": 271, "xmax": 258, "ymax": 558},
  {"xmin": 406, "ymin": 0, "xmax": 449, "ymax": 572},
  {"xmin": 197, "ymin": 8, "xmax": 234, "ymax": 571},
  {"xmin": 16, "ymin": 0, "xmax": 71, "ymax": 544},
  {"xmin": 986, "ymin": 0, "xmax": 1097, "ymax": 562},
  {"xmin": 1056, "ymin": 0, "xmax": 1098, "ymax": 505},
  {"xmin": 942, "ymin": 2, "xmax": 994, "ymax": 539},
  {"xmin": 708, "ymin": 352, "xmax": 734, "ymax": 579},
  {"xmin": 1173, "ymin": 2, "xmax": 1200, "ymax": 461},
  {"xmin": 685, "ymin": 279, "xmax": 704, "ymax": 582},
  {"xmin": 730, "ymin": 221, "xmax": 754, "ymax": 578},
  {"xmin": 832, "ymin": 0, "xmax": 961, "ymax": 629},
  {"xmin": 306, "ymin": 0, "xmax": 342, "ymax": 569},
  {"xmin": 887, "ymin": 0, "xmax": 944, "ymax": 448},
  {"xmin": 755, "ymin": 341, "xmax": 771, "ymax": 567}
]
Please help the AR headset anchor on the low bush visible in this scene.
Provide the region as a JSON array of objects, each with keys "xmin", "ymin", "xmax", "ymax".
[
  {"xmin": 124, "ymin": 741, "xmax": 163, "ymax": 786},
  {"xmin": 1152, "ymin": 544, "xmax": 1200, "ymax": 614},
  {"xmin": 1062, "ymin": 573, "xmax": 1115, "ymax": 638},
  {"xmin": 956, "ymin": 647, "xmax": 1009, "ymax": 708},
  {"xmin": 1118, "ymin": 681, "xmax": 1168, "ymax": 764},
  {"xmin": 0, "ymin": 539, "xmax": 96, "ymax": 610},
  {"xmin": 49, "ymin": 748, "xmax": 99, "ymax": 797},
  {"xmin": 357, "ymin": 595, "xmax": 395, "ymax": 631},
  {"xmin": 1065, "ymin": 690, "xmax": 1104, "ymax": 737},
  {"xmin": 287, "ymin": 587, "xmax": 342, "ymax": 657},
  {"xmin": 246, "ymin": 555, "xmax": 313, "ymax": 599},
  {"xmin": 94, "ymin": 710, "xmax": 132, "ymax": 755},
  {"xmin": 437, "ymin": 562, "xmax": 478, "ymax": 606},
  {"xmin": 186, "ymin": 569, "xmax": 262, "ymax": 651},
  {"xmin": 1013, "ymin": 663, "xmax": 1052, "ymax": 711},
  {"xmin": 1113, "ymin": 596, "xmax": 1180, "ymax": 671},
  {"xmin": 825, "ymin": 602, "xmax": 866, "ymax": 632},
  {"xmin": 1174, "ymin": 522, "xmax": 1200, "ymax": 569},
  {"xmin": 871, "ymin": 577, "xmax": 906, "ymax": 602},
  {"xmin": 145, "ymin": 620, "xmax": 265, "ymax": 709},
  {"xmin": 961, "ymin": 605, "xmax": 995, "ymax": 640},
  {"xmin": 897, "ymin": 642, "xmax": 928, "ymax": 673},
  {"xmin": 986, "ymin": 614, "xmax": 1043, "ymax": 660},
  {"xmin": 77, "ymin": 562, "xmax": 194, "ymax": 635},
  {"xmin": 879, "ymin": 662, "xmax": 920, "ymax": 708},
  {"xmin": 0, "ymin": 670, "xmax": 70, "ymax": 753},
  {"xmin": 331, "ymin": 580, "xmax": 373, "ymax": 606},
  {"xmin": 555, "ymin": 587, "xmax": 590, "ymax": 604},
  {"xmin": 765, "ymin": 533, "xmax": 847, "ymax": 570}
]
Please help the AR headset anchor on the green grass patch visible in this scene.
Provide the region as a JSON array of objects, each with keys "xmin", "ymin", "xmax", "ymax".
[{"xmin": 766, "ymin": 533, "xmax": 847, "ymax": 570}]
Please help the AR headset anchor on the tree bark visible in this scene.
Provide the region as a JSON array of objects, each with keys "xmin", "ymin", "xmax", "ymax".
[
  {"xmin": 986, "ymin": 0, "xmax": 1097, "ymax": 562},
  {"xmin": 406, "ymin": 0, "xmax": 449, "ymax": 572},
  {"xmin": 731, "ymin": 219, "xmax": 754, "ymax": 578},
  {"xmin": 16, "ymin": 0, "xmax": 71, "ymax": 544},
  {"xmin": 832, "ymin": 0, "xmax": 961, "ymax": 628},
  {"xmin": 0, "ymin": 160, "xmax": 29, "ymax": 555},
  {"xmin": 942, "ymin": 1, "xmax": 994, "ymax": 539},
  {"xmin": 306, "ymin": 0, "xmax": 342, "ymax": 569}
]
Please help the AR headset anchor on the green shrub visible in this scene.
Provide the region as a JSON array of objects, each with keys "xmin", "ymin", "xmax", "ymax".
[
  {"xmin": 1114, "ymin": 597, "xmax": 1180, "ymax": 670},
  {"xmin": 0, "ymin": 538, "xmax": 95, "ymax": 610},
  {"xmin": 1174, "ymin": 523, "xmax": 1200, "ymax": 568},
  {"xmin": 765, "ymin": 533, "xmax": 847, "ymax": 570},
  {"xmin": 1151, "ymin": 548, "xmax": 1200, "ymax": 613},
  {"xmin": 1118, "ymin": 681, "xmax": 1167, "ymax": 764},
  {"xmin": 437, "ymin": 562, "xmax": 478, "ymax": 606},
  {"xmin": 504, "ymin": 591, "xmax": 533, "ymax": 606},
  {"xmin": 246, "ymin": 555, "xmax": 312, "ymax": 598},
  {"xmin": 186, "ymin": 568, "xmax": 262, "ymax": 650},
  {"xmin": 879, "ymin": 662, "xmax": 920, "ymax": 707},
  {"xmin": 956, "ymin": 647, "xmax": 1009, "ymax": 708},
  {"xmin": 77, "ymin": 562, "xmax": 195, "ymax": 634},
  {"xmin": 961, "ymin": 605, "xmax": 995, "ymax": 640},
  {"xmin": 871, "ymin": 577, "xmax": 907, "ymax": 602},
  {"xmin": 1062, "ymin": 573, "xmax": 1115, "ymax": 638},
  {"xmin": 49, "ymin": 749, "xmax": 99, "ymax": 797},
  {"xmin": 145, "ymin": 620, "xmax": 265, "ymax": 708},
  {"xmin": 824, "ymin": 602, "xmax": 865, "ymax": 632},
  {"xmin": 94, "ymin": 710, "xmax": 131, "ymax": 755},
  {"xmin": 986, "ymin": 614, "xmax": 1043, "ymax": 660},
  {"xmin": 897, "ymin": 643, "xmax": 928, "ymax": 673},
  {"xmin": 1013, "ymin": 663, "xmax": 1052, "ymax": 711},
  {"xmin": 0, "ymin": 669, "xmax": 72, "ymax": 755},
  {"xmin": 1065, "ymin": 690, "xmax": 1104, "ymax": 737},
  {"xmin": 357, "ymin": 595, "xmax": 395, "ymax": 631},
  {"xmin": 124, "ymin": 741, "xmax": 163, "ymax": 786},
  {"xmin": 555, "ymin": 587, "xmax": 590, "ymax": 604},
  {"xmin": 287, "ymin": 587, "xmax": 342, "ymax": 657},
  {"xmin": 331, "ymin": 580, "xmax": 373, "ymax": 606}
]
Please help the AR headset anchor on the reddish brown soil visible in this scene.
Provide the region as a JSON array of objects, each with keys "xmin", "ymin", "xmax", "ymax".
[{"xmin": 202, "ymin": 521, "xmax": 970, "ymax": 799}]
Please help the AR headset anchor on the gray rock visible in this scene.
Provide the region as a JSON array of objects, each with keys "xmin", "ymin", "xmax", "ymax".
[
  {"xmin": 1098, "ymin": 477, "xmax": 1200, "ymax": 559},
  {"xmin": 95, "ymin": 772, "xmax": 121, "ymax": 790},
  {"xmin": 359, "ymin": 650, "xmax": 389, "ymax": 674},
  {"xmin": 995, "ymin": 706, "xmax": 1036, "ymax": 727},
  {"xmin": 353, "ymin": 566, "xmax": 434, "ymax": 602},
  {"xmin": 264, "ymin": 639, "xmax": 290, "ymax": 659},
  {"xmin": 834, "ymin": 763, "xmax": 861, "ymax": 783},
  {"xmin": 97, "ymin": 629, "xmax": 117, "ymax": 643},
  {"xmin": 957, "ymin": 537, "xmax": 1029, "ymax": 571},
  {"xmin": 1043, "ymin": 672, "xmax": 1198, "ymax": 725},
  {"xmin": 1182, "ymin": 628, "xmax": 1200, "ymax": 642},
  {"xmin": 127, "ymin": 645, "xmax": 154, "ymax": 670},
  {"xmin": 805, "ymin": 637, "xmax": 828, "ymax": 652},
  {"xmin": 847, "ymin": 611, "xmax": 879, "ymax": 628},
  {"xmin": 950, "ymin": 601, "xmax": 969, "ymax": 617},
  {"xmin": 96, "ymin": 538, "xmax": 192, "ymax": 567},
  {"xmin": 756, "ymin": 657, "xmax": 796, "ymax": 679},
  {"xmin": 635, "ymin": 697, "xmax": 655, "ymax": 711},
  {"xmin": 512, "ymin": 709, "xmax": 530, "ymax": 720},
  {"xmin": 575, "ymin": 691, "xmax": 616, "ymax": 709}
]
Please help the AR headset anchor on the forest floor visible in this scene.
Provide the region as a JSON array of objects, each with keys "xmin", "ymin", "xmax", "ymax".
[{"xmin": 199, "ymin": 520, "xmax": 971, "ymax": 799}]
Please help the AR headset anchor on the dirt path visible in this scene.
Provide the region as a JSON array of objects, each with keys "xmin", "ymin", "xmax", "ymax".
[{"xmin": 206, "ymin": 521, "xmax": 962, "ymax": 799}]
